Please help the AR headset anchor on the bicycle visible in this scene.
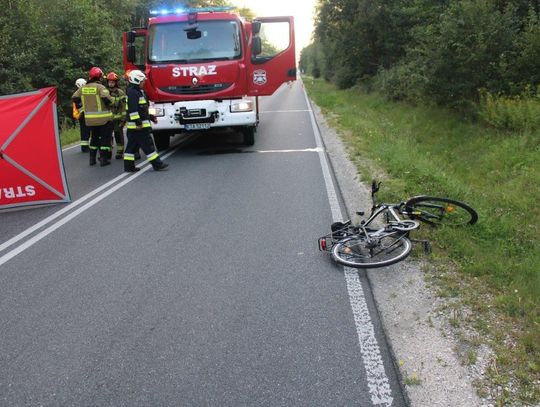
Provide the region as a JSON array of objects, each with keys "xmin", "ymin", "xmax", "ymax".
[{"xmin": 318, "ymin": 181, "xmax": 478, "ymax": 269}]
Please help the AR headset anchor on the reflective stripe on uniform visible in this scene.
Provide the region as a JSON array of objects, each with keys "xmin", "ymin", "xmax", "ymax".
[
  {"xmin": 99, "ymin": 146, "xmax": 111, "ymax": 151},
  {"xmin": 138, "ymin": 97, "xmax": 147, "ymax": 105},
  {"xmin": 147, "ymin": 151, "xmax": 159, "ymax": 161},
  {"xmin": 124, "ymin": 153, "xmax": 135, "ymax": 161},
  {"xmin": 126, "ymin": 120, "xmax": 151, "ymax": 129},
  {"xmin": 90, "ymin": 146, "xmax": 98, "ymax": 150},
  {"xmin": 129, "ymin": 112, "xmax": 140, "ymax": 120},
  {"xmin": 85, "ymin": 111, "xmax": 113, "ymax": 119},
  {"xmin": 80, "ymin": 140, "xmax": 89, "ymax": 146}
]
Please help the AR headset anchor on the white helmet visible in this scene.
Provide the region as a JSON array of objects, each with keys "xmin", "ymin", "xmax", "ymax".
[
  {"xmin": 75, "ymin": 78, "xmax": 87, "ymax": 88},
  {"xmin": 128, "ymin": 70, "xmax": 146, "ymax": 85}
]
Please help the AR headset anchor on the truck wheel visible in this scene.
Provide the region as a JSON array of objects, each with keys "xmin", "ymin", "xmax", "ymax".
[
  {"xmin": 153, "ymin": 131, "xmax": 171, "ymax": 151},
  {"xmin": 242, "ymin": 126, "xmax": 255, "ymax": 146}
]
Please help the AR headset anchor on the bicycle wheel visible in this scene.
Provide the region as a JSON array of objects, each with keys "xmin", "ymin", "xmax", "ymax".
[
  {"xmin": 331, "ymin": 233, "xmax": 412, "ymax": 269},
  {"xmin": 405, "ymin": 196, "xmax": 478, "ymax": 226}
]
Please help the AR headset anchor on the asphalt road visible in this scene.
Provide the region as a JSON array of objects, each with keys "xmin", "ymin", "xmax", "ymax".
[{"xmin": 0, "ymin": 82, "xmax": 407, "ymax": 406}]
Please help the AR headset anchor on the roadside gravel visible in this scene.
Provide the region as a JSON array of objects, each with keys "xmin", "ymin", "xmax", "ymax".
[{"xmin": 310, "ymin": 100, "xmax": 486, "ymax": 406}]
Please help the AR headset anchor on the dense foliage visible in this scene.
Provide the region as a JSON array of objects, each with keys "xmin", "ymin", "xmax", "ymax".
[
  {"xmin": 301, "ymin": 0, "xmax": 540, "ymax": 108},
  {"xmin": 0, "ymin": 0, "xmax": 249, "ymax": 121}
]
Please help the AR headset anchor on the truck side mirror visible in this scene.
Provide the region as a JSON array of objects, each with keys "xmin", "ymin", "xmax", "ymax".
[
  {"xmin": 127, "ymin": 45, "xmax": 136, "ymax": 63},
  {"xmin": 252, "ymin": 21, "xmax": 261, "ymax": 35},
  {"xmin": 252, "ymin": 36, "xmax": 262, "ymax": 56},
  {"xmin": 126, "ymin": 31, "xmax": 136, "ymax": 44}
]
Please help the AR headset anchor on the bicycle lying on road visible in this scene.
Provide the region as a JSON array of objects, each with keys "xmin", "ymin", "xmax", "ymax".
[{"xmin": 318, "ymin": 181, "xmax": 478, "ymax": 269}]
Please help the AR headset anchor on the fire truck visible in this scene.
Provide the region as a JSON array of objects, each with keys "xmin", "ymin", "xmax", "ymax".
[{"xmin": 123, "ymin": 6, "xmax": 296, "ymax": 149}]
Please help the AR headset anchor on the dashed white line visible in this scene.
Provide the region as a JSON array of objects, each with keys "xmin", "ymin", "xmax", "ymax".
[
  {"xmin": 254, "ymin": 147, "xmax": 322, "ymax": 154},
  {"xmin": 259, "ymin": 109, "xmax": 310, "ymax": 114}
]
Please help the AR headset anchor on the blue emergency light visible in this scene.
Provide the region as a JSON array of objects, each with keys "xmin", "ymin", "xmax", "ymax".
[{"xmin": 149, "ymin": 6, "xmax": 233, "ymax": 16}]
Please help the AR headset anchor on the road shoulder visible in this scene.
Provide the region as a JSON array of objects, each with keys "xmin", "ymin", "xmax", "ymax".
[{"xmin": 310, "ymin": 100, "xmax": 483, "ymax": 407}]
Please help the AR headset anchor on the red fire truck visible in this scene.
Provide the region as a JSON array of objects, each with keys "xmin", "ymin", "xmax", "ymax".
[{"xmin": 123, "ymin": 6, "xmax": 296, "ymax": 149}]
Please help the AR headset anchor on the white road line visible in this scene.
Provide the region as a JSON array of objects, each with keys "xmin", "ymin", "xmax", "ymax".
[
  {"xmin": 253, "ymin": 148, "xmax": 322, "ymax": 154},
  {"xmin": 0, "ymin": 149, "xmax": 178, "ymax": 267},
  {"xmin": 62, "ymin": 143, "xmax": 81, "ymax": 151},
  {"xmin": 302, "ymin": 80, "xmax": 394, "ymax": 406},
  {"xmin": 259, "ymin": 110, "xmax": 310, "ymax": 114},
  {"xmin": 0, "ymin": 173, "xmax": 130, "ymax": 253},
  {"xmin": 0, "ymin": 139, "xmax": 189, "ymax": 263}
]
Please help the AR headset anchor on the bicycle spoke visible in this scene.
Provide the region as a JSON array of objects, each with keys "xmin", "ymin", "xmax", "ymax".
[{"xmin": 332, "ymin": 233, "xmax": 412, "ymax": 268}]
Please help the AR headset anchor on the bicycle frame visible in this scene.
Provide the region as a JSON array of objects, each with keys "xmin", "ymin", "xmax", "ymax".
[
  {"xmin": 318, "ymin": 182, "xmax": 419, "ymax": 252},
  {"xmin": 319, "ymin": 181, "xmax": 473, "ymax": 263},
  {"xmin": 362, "ymin": 180, "xmax": 419, "ymax": 234},
  {"xmin": 359, "ymin": 202, "xmax": 418, "ymax": 243}
]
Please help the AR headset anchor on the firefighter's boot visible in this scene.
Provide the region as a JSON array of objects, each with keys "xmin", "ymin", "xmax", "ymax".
[
  {"xmin": 99, "ymin": 149, "xmax": 111, "ymax": 167},
  {"xmin": 152, "ymin": 160, "xmax": 169, "ymax": 171},
  {"xmin": 115, "ymin": 146, "xmax": 124, "ymax": 159},
  {"xmin": 89, "ymin": 150, "xmax": 97, "ymax": 166},
  {"xmin": 124, "ymin": 160, "xmax": 140, "ymax": 173}
]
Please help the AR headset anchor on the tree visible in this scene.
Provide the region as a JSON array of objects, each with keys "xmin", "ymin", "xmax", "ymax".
[{"xmin": 0, "ymin": 0, "xmax": 256, "ymax": 119}]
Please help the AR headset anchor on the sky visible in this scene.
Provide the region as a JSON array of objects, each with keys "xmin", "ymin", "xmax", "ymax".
[{"xmin": 232, "ymin": 0, "xmax": 317, "ymax": 57}]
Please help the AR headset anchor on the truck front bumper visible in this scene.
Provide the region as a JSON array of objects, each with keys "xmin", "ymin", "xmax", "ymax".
[{"xmin": 149, "ymin": 98, "xmax": 257, "ymax": 131}]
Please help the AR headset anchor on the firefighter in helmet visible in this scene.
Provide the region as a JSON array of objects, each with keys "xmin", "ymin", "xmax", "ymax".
[
  {"xmin": 105, "ymin": 72, "xmax": 127, "ymax": 159},
  {"xmin": 72, "ymin": 67, "xmax": 115, "ymax": 166},
  {"xmin": 124, "ymin": 70, "xmax": 168, "ymax": 172},
  {"xmin": 72, "ymin": 78, "xmax": 91, "ymax": 152}
]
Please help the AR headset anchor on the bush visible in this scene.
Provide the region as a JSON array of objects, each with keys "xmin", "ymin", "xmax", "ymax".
[
  {"xmin": 478, "ymin": 90, "xmax": 540, "ymax": 131},
  {"xmin": 333, "ymin": 64, "xmax": 359, "ymax": 89},
  {"xmin": 374, "ymin": 62, "xmax": 428, "ymax": 103}
]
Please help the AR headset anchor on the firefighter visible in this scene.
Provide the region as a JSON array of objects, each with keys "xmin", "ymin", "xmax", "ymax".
[
  {"xmin": 105, "ymin": 72, "xmax": 127, "ymax": 159},
  {"xmin": 123, "ymin": 70, "xmax": 141, "ymax": 161},
  {"xmin": 124, "ymin": 70, "xmax": 168, "ymax": 172},
  {"xmin": 72, "ymin": 78, "xmax": 91, "ymax": 152},
  {"xmin": 72, "ymin": 67, "xmax": 115, "ymax": 166}
]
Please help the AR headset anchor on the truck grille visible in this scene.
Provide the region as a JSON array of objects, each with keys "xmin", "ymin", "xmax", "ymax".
[{"xmin": 160, "ymin": 83, "xmax": 232, "ymax": 95}]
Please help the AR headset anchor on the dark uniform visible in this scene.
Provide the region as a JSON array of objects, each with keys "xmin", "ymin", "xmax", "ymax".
[
  {"xmin": 72, "ymin": 80, "xmax": 115, "ymax": 166},
  {"xmin": 124, "ymin": 83, "xmax": 168, "ymax": 172}
]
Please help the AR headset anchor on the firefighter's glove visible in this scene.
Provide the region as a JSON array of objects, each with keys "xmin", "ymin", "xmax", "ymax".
[{"xmin": 150, "ymin": 114, "xmax": 158, "ymax": 124}]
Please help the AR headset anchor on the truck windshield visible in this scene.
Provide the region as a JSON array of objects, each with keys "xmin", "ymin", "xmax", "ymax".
[{"xmin": 148, "ymin": 20, "xmax": 242, "ymax": 63}]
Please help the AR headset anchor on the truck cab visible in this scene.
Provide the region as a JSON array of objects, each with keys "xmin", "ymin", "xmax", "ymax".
[{"xmin": 123, "ymin": 7, "xmax": 296, "ymax": 148}]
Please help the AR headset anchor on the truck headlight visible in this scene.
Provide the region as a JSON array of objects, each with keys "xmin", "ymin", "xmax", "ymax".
[
  {"xmin": 230, "ymin": 100, "xmax": 254, "ymax": 112},
  {"xmin": 149, "ymin": 107, "xmax": 165, "ymax": 117}
]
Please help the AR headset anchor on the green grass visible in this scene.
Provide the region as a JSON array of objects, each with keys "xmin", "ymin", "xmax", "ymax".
[
  {"xmin": 404, "ymin": 373, "xmax": 422, "ymax": 386},
  {"xmin": 304, "ymin": 77, "xmax": 540, "ymax": 404},
  {"xmin": 60, "ymin": 126, "xmax": 80, "ymax": 147}
]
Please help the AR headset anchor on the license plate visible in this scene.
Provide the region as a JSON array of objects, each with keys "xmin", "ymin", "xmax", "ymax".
[{"xmin": 184, "ymin": 123, "xmax": 211, "ymax": 130}]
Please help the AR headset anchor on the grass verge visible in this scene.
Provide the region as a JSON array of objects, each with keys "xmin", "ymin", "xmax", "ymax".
[
  {"xmin": 60, "ymin": 126, "xmax": 80, "ymax": 147},
  {"xmin": 304, "ymin": 77, "xmax": 540, "ymax": 405}
]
